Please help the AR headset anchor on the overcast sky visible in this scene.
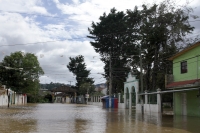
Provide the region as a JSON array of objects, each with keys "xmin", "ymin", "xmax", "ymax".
[{"xmin": 0, "ymin": 0, "xmax": 199, "ymax": 86}]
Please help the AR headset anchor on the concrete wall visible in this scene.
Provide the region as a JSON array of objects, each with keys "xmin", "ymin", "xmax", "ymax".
[
  {"xmin": 144, "ymin": 104, "xmax": 159, "ymax": 113},
  {"xmin": 0, "ymin": 93, "xmax": 27, "ymax": 106},
  {"xmin": 136, "ymin": 104, "xmax": 159, "ymax": 113},
  {"xmin": 66, "ymin": 97, "xmax": 70, "ymax": 103},
  {"xmin": 0, "ymin": 93, "xmax": 8, "ymax": 106},
  {"xmin": 15, "ymin": 94, "xmax": 27, "ymax": 105}
]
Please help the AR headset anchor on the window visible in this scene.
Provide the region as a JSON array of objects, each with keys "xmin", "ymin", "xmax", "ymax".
[{"xmin": 181, "ymin": 61, "xmax": 187, "ymax": 73}]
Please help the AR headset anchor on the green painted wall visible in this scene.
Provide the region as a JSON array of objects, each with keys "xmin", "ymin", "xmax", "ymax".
[
  {"xmin": 173, "ymin": 46, "xmax": 200, "ymax": 82},
  {"xmin": 187, "ymin": 90, "xmax": 200, "ymax": 116},
  {"xmin": 174, "ymin": 90, "xmax": 200, "ymax": 116}
]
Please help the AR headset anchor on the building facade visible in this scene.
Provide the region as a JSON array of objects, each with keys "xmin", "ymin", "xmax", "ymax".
[{"xmin": 167, "ymin": 42, "xmax": 200, "ymax": 116}]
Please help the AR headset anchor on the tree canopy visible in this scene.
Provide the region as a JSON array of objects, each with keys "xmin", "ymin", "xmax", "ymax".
[
  {"xmin": 88, "ymin": 1, "xmax": 194, "ymax": 92},
  {"xmin": 88, "ymin": 8, "xmax": 139, "ymax": 93},
  {"xmin": 0, "ymin": 51, "xmax": 44, "ymax": 94},
  {"xmin": 67, "ymin": 55, "xmax": 94, "ymax": 93},
  {"xmin": 139, "ymin": 2, "xmax": 194, "ymax": 91}
]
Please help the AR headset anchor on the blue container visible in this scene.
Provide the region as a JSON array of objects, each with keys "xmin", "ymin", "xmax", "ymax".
[{"xmin": 106, "ymin": 98, "xmax": 109, "ymax": 108}]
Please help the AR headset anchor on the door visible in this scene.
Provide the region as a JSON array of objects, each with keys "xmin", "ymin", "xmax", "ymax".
[{"xmin": 182, "ymin": 93, "xmax": 187, "ymax": 115}]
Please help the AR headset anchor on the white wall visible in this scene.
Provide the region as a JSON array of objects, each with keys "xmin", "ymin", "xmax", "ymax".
[
  {"xmin": 0, "ymin": 94, "xmax": 8, "ymax": 106},
  {"xmin": 118, "ymin": 103, "xmax": 125, "ymax": 109},
  {"xmin": 0, "ymin": 93, "xmax": 27, "ymax": 106},
  {"xmin": 136, "ymin": 103, "xmax": 159, "ymax": 113},
  {"xmin": 144, "ymin": 104, "xmax": 159, "ymax": 112},
  {"xmin": 66, "ymin": 97, "xmax": 70, "ymax": 103},
  {"xmin": 15, "ymin": 94, "xmax": 27, "ymax": 105}
]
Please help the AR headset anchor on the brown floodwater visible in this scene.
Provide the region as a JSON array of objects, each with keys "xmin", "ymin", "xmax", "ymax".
[{"xmin": 0, "ymin": 103, "xmax": 200, "ymax": 133}]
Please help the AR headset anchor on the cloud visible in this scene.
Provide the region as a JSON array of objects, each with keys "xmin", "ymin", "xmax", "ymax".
[
  {"xmin": 0, "ymin": 9, "xmax": 103, "ymax": 84},
  {"xmin": 0, "ymin": 0, "xmax": 50, "ymax": 15}
]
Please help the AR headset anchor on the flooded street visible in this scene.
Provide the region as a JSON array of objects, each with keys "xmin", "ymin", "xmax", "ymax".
[{"xmin": 0, "ymin": 104, "xmax": 200, "ymax": 133}]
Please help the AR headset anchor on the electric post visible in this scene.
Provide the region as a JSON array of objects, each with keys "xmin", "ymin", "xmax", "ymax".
[
  {"xmin": 109, "ymin": 53, "xmax": 112, "ymax": 108},
  {"xmin": 139, "ymin": 44, "xmax": 144, "ymax": 114}
]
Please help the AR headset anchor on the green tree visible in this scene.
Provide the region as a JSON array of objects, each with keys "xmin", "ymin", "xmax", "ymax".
[
  {"xmin": 88, "ymin": 8, "xmax": 140, "ymax": 94},
  {"xmin": 67, "ymin": 55, "xmax": 94, "ymax": 92},
  {"xmin": 41, "ymin": 82, "xmax": 67, "ymax": 90},
  {"xmin": 138, "ymin": 1, "xmax": 194, "ymax": 91},
  {"xmin": 79, "ymin": 82, "xmax": 95, "ymax": 95},
  {"xmin": 0, "ymin": 51, "xmax": 44, "ymax": 94}
]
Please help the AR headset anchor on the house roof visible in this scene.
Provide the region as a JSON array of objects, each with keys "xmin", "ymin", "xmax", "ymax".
[
  {"xmin": 166, "ymin": 79, "xmax": 200, "ymax": 88},
  {"xmin": 55, "ymin": 92, "xmax": 69, "ymax": 97},
  {"xmin": 168, "ymin": 41, "xmax": 200, "ymax": 60}
]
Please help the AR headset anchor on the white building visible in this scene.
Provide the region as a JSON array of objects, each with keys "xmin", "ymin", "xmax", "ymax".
[{"xmin": 0, "ymin": 85, "xmax": 27, "ymax": 106}]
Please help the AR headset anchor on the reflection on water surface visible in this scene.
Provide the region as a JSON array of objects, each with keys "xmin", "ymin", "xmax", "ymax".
[{"xmin": 0, "ymin": 104, "xmax": 200, "ymax": 133}]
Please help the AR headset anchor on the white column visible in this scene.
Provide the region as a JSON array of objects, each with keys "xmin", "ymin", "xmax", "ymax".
[
  {"xmin": 124, "ymin": 93, "xmax": 126, "ymax": 108},
  {"xmin": 145, "ymin": 90, "xmax": 148, "ymax": 104},
  {"xmin": 157, "ymin": 88, "xmax": 161, "ymax": 113},
  {"xmin": 118, "ymin": 93, "xmax": 121, "ymax": 103}
]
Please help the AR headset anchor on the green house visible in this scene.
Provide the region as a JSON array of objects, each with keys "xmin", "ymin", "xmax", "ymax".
[{"xmin": 166, "ymin": 42, "xmax": 200, "ymax": 116}]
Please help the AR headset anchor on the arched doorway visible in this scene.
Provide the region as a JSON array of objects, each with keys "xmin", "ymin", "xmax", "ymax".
[
  {"xmin": 125, "ymin": 87, "xmax": 129, "ymax": 108},
  {"xmin": 132, "ymin": 86, "xmax": 136, "ymax": 107}
]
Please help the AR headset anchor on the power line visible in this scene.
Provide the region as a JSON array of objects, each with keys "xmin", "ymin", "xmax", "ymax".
[
  {"xmin": 0, "ymin": 10, "xmax": 93, "ymax": 22},
  {"xmin": 1, "ymin": 31, "xmax": 199, "ymax": 48}
]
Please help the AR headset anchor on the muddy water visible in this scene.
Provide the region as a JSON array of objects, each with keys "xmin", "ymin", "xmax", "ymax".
[{"xmin": 0, "ymin": 104, "xmax": 200, "ymax": 133}]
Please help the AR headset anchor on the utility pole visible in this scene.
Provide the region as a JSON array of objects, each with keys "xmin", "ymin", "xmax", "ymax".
[
  {"xmin": 68, "ymin": 81, "xmax": 73, "ymax": 87},
  {"xmin": 139, "ymin": 44, "xmax": 144, "ymax": 113},
  {"xmin": 109, "ymin": 53, "xmax": 112, "ymax": 108}
]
